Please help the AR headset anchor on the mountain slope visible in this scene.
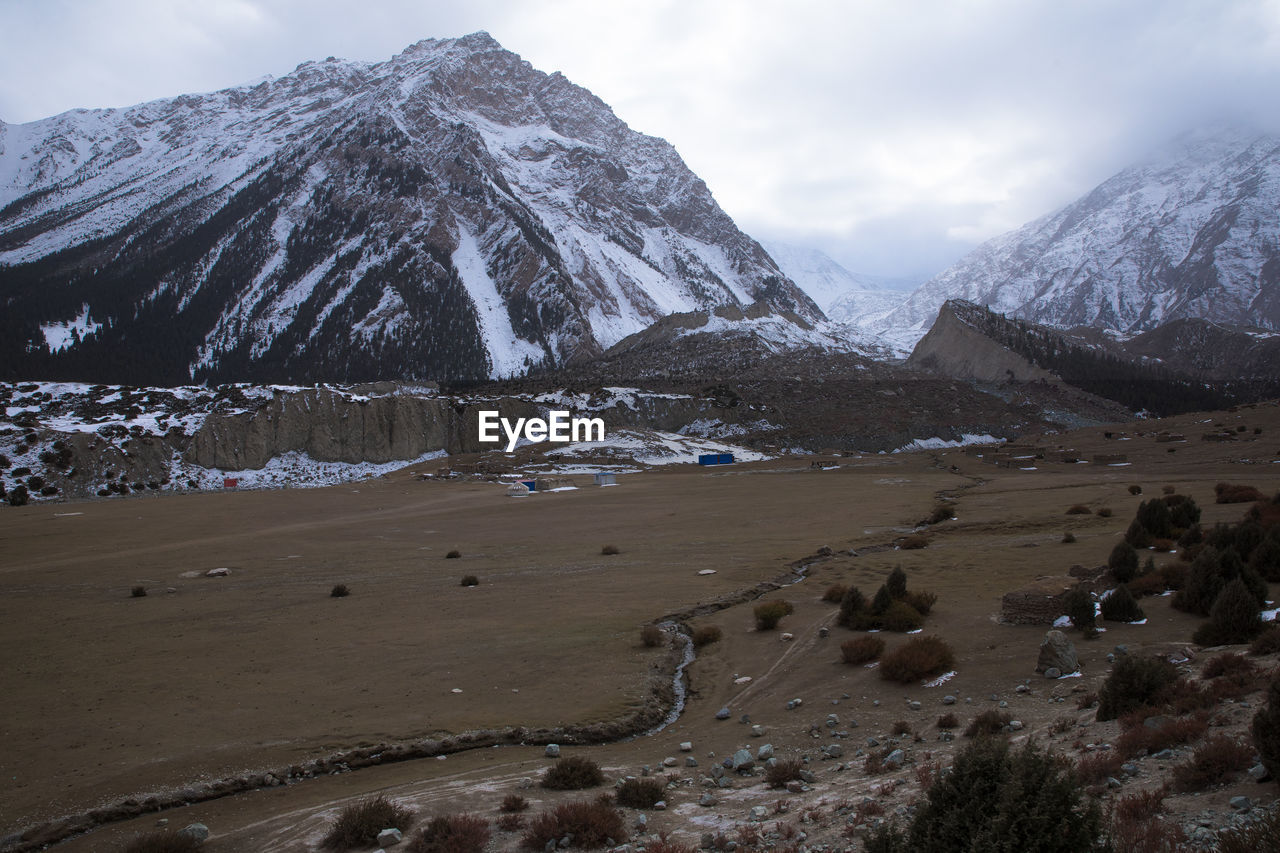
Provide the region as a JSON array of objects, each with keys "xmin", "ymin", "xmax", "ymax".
[
  {"xmin": 0, "ymin": 32, "xmax": 820, "ymax": 385},
  {"xmin": 761, "ymin": 240, "xmax": 915, "ymax": 327},
  {"xmin": 876, "ymin": 129, "xmax": 1280, "ymax": 347}
]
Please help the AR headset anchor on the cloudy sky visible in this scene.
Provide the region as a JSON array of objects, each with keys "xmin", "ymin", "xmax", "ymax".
[{"xmin": 3, "ymin": 0, "xmax": 1279, "ymax": 279}]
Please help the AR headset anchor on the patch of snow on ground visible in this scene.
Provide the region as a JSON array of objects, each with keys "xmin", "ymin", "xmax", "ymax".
[
  {"xmin": 893, "ymin": 434, "xmax": 1004, "ymax": 453},
  {"xmin": 172, "ymin": 449, "xmax": 447, "ymax": 491},
  {"xmin": 543, "ymin": 429, "xmax": 770, "ymax": 467},
  {"xmin": 924, "ymin": 671, "xmax": 957, "ymax": 688}
]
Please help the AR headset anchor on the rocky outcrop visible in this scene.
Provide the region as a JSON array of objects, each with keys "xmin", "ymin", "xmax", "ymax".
[{"xmin": 907, "ymin": 301, "xmax": 1058, "ymax": 384}]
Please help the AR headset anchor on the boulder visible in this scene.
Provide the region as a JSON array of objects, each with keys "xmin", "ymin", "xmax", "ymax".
[
  {"xmin": 1036, "ymin": 630, "xmax": 1079, "ymax": 675},
  {"xmin": 377, "ymin": 828, "xmax": 403, "ymax": 846},
  {"xmin": 177, "ymin": 824, "xmax": 209, "ymax": 844}
]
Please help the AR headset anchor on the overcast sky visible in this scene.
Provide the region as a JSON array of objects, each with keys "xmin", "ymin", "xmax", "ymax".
[{"xmin": 3, "ymin": 0, "xmax": 1279, "ymax": 279}]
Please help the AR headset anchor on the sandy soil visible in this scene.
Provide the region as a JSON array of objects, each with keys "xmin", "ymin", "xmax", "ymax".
[{"xmin": 3, "ymin": 401, "xmax": 1279, "ymax": 851}]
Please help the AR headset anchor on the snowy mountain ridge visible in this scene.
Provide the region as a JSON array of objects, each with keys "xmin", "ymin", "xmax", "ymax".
[
  {"xmin": 0, "ymin": 32, "xmax": 826, "ymax": 385},
  {"xmin": 872, "ymin": 129, "xmax": 1280, "ymax": 348}
]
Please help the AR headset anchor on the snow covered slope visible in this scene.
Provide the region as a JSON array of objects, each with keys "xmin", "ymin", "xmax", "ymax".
[
  {"xmin": 875, "ymin": 129, "xmax": 1280, "ymax": 348},
  {"xmin": 0, "ymin": 32, "xmax": 821, "ymax": 385},
  {"xmin": 761, "ymin": 240, "xmax": 916, "ymax": 328}
]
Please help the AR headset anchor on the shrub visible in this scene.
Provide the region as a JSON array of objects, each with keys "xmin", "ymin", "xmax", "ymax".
[
  {"xmin": 500, "ymin": 793, "xmax": 528, "ymax": 812},
  {"xmin": 841, "ymin": 635, "xmax": 885, "ymax": 664},
  {"xmin": 1074, "ymin": 749, "xmax": 1126, "ymax": 786},
  {"xmin": 936, "ymin": 712, "xmax": 959, "ymax": 729},
  {"xmin": 330, "ymin": 583, "xmax": 350, "ymax": 598},
  {"xmin": 520, "ymin": 796, "xmax": 626, "ymax": 850},
  {"xmin": 879, "ymin": 599, "xmax": 924, "ymax": 632},
  {"xmin": 615, "ymin": 777, "xmax": 665, "ymax": 808},
  {"xmin": 1097, "ymin": 507, "xmax": 1113, "ymax": 518},
  {"xmin": 1170, "ymin": 734, "xmax": 1253, "ymax": 791},
  {"xmin": 1129, "ymin": 485, "xmax": 1143, "ymax": 495},
  {"xmin": 837, "ymin": 586, "xmax": 866, "ymax": 628},
  {"xmin": 891, "ymin": 719, "xmax": 913, "ymax": 736},
  {"xmin": 407, "ymin": 814, "xmax": 490, "ymax": 853},
  {"xmin": 322, "ymin": 795, "xmax": 415, "ymax": 849},
  {"xmin": 691, "ymin": 625, "xmax": 722, "ymax": 647},
  {"xmin": 754, "ymin": 600, "xmax": 793, "ymax": 631},
  {"xmin": 1063, "ymin": 587, "xmax": 1096, "ymax": 632},
  {"xmin": 496, "ymin": 813, "xmax": 525, "ymax": 832},
  {"xmin": 924, "ymin": 503, "xmax": 956, "ymax": 525},
  {"xmin": 900, "ymin": 738, "xmax": 1105, "ymax": 852},
  {"xmin": 887, "ymin": 566, "xmax": 908, "ymax": 598},
  {"xmin": 822, "ymin": 583, "xmax": 847, "ymax": 603},
  {"xmin": 460, "ymin": 575, "xmax": 479, "ymax": 587},
  {"xmin": 1202, "ymin": 651, "xmax": 1253, "ymax": 679},
  {"xmin": 1127, "ymin": 572, "xmax": 1166, "ymax": 598},
  {"xmin": 7, "ymin": 484, "xmax": 28, "ymax": 506},
  {"xmin": 1109, "ymin": 541, "xmax": 1139, "ymax": 583},
  {"xmin": 1216, "ymin": 482, "xmax": 1265, "ymax": 504},
  {"xmin": 1249, "ymin": 534, "xmax": 1280, "ymax": 582},
  {"xmin": 764, "ymin": 758, "xmax": 804, "ymax": 788},
  {"xmin": 1062, "ymin": 531, "xmax": 1077, "ymax": 544},
  {"xmin": 1151, "ymin": 538, "xmax": 1175, "ymax": 552},
  {"xmin": 1192, "ymin": 578, "xmax": 1264, "ymax": 645},
  {"xmin": 122, "ymin": 833, "xmax": 201, "ymax": 853},
  {"xmin": 899, "ymin": 534, "xmax": 928, "ymax": 550},
  {"xmin": 131, "ymin": 585, "xmax": 147, "ymax": 598},
  {"xmin": 870, "ymin": 584, "xmax": 894, "ymax": 615},
  {"xmin": 902, "ymin": 589, "xmax": 937, "ymax": 615},
  {"xmin": 964, "ymin": 709, "xmax": 1011, "ymax": 737},
  {"xmin": 1115, "ymin": 713, "xmax": 1208, "ymax": 759},
  {"xmin": 1215, "ymin": 806, "xmax": 1280, "ymax": 853},
  {"xmin": 1067, "ymin": 504, "xmax": 1092, "ymax": 515},
  {"xmin": 1252, "ymin": 675, "xmax": 1280, "ymax": 782},
  {"xmin": 1159, "ymin": 562, "xmax": 1186, "ymax": 590},
  {"xmin": 600, "ymin": 544, "xmax": 620, "ymax": 555},
  {"xmin": 445, "ymin": 549, "xmax": 461, "ymax": 559},
  {"xmin": 1250, "ymin": 626, "xmax": 1280, "ymax": 656},
  {"xmin": 1096, "ymin": 656, "xmax": 1178, "ymax": 721},
  {"xmin": 643, "ymin": 838, "xmax": 698, "ymax": 853},
  {"xmin": 879, "ymin": 636, "xmax": 954, "ymax": 684},
  {"xmin": 640, "ymin": 625, "xmax": 664, "ymax": 648},
  {"xmin": 542, "ymin": 756, "xmax": 605, "ymax": 790},
  {"xmin": 1100, "ymin": 585, "xmax": 1144, "ymax": 623}
]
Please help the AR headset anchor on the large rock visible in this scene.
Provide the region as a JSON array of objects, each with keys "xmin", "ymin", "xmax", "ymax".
[{"xmin": 1036, "ymin": 630, "xmax": 1079, "ymax": 675}]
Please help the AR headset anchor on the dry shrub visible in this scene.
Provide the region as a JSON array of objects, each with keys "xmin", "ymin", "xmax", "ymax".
[
  {"xmin": 936, "ymin": 712, "xmax": 959, "ymax": 729},
  {"xmin": 1250, "ymin": 626, "xmax": 1280, "ymax": 655},
  {"xmin": 643, "ymin": 837, "xmax": 698, "ymax": 853},
  {"xmin": 496, "ymin": 813, "xmax": 525, "ymax": 832},
  {"xmin": 1107, "ymin": 805, "xmax": 1186, "ymax": 853},
  {"xmin": 914, "ymin": 759, "xmax": 941, "ymax": 791},
  {"xmin": 640, "ymin": 624, "xmax": 664, "ymax": 648},
  {"xmin": 122, "ymin": 833, "xmax": 201, "ymax": 853},
  {"xmin": 765, "ymin": 758, "xmax": 805, "ymax": 788},
  {"xmin": 1216, "ymin": 482, "xmax": 1265, "ymax": 504},
  {"xmin": 407, "ymin": 814, "xmax": 490, "ymax": 853},
  {"xmin": 130, "ymin": 585, "xmax": 147, "ymax": 598},
  {"xmin": 1127, "ymin": 572, "xmax": 1167, "ymax": 597},
  {"xmin": 1170, "ymin": 734, "xmax": 1253, "ymax": 791},
  {"xmin": 1067, "ymin": 504, "xmax": 1092, "ymax": 515},
  {"xmin": 459, "ymin": 574, "xmax": 479, "ymax": 587},
  {"xmin": 615, "ymin": 777, "xmax": 665, "ymax": 808},
  {"xmin": 1097, "ymin": 507, "xmax": 1114, "ymax": 518},
  {"xmin": 902, "ymin": 589, "xmax": 937, "ymax": 615},
  {"xmin": 863, "ymin": 746, "xmax": 896, "ymax": 775},
  {"xmin": 500, "ymin": 794, "xmax": 528, "ymax": 813},
  {"xmin": 1115, "ymin": 714, "xmax": 1208, "ymax": 759},
  {"xmin": 823, "ymin": 583, "xmax": 848, "ymax": 603},
  {"xmin": 542, "ymin": 756, "xmax": 605, "ymax": 790},
  {"xmin": 1215, "ymin": 806, "xmax": 1280, "ymax": 853},
  {"xmin": 600, "ymin": 544, "xmax": 620, "ymax": 555},
  {"xmin": 1062, "ymin": 531, "xmax": 1077, "ymax": 544},
  {"xmin": 445, "ymin": 549, "xmax": 461, "ymax": 559},
  {"xmin": 891, "ymin": 720, "xmax": 912, "ymax": 736},
  {"xmin": 520, "ymin": 796, "xmax": 626, "ymax": 850},
  {"xmin": 691, "ymin": 625, "xmax": 722, "ymax": 647},
  {"xmin": 841, "ymin": 635, "xmax": 885, "ymax": 664},
  {"xmin": 329, "ymin": 583, "xmax": 350, "ymax": 598},
  {"xmin": 322, "ymin": 795, "xmax": 415, "ymax": 849},
  {"xmin": 754, "ymin": 599, "xmax": 794, "ymax": 631},
  {"xmin": 1158, "ymin": 562, "xmax": 1186, "ymax": 590},
  {"xmin": 964, "ymin": 709, "xmax": 1010, "ymax": 738},
  {"xmin": 899, "ymin": 534, "xmax": 928, "ymax": 550},
  {"xmin": 1075, "ymin": 749, "xmax": 1126, "ymax": 786},
  {"xmin": 1202, "ymin": 651, "xmax": 1254, "ymax": 679},
  {"xmin": 1150, "ymin": 538, "xmax": 1175, "ymax": 552},
  {"xmin": 924, "ymin": 503, "xmax": 956, "ymax": 525},
  {"xmin": 1129, "ymin": 485, "xmax": 1143, "ymax": 495},
  {"xmin": 1076, "ymin": 691, "xmax": 1098, "ymax": 710},
  {"xmin": 879, "ymin": 636, "xmax": 954, "ymax": 683},
  {"xmin": 878, "ymin": 599, "xmax": 924, "ymax": 632}
]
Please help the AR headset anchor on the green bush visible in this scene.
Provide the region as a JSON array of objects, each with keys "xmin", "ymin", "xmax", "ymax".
[
  {"xmin": 870, "ymin": 584, "xmax": 893, "ymax": 615},
  {"xmin": 1250, "ymin": 626, "xmax": 1280, "ymax": 656},
  {"xmin": 445, "ymin": 549, "xmax": 462, "ymax": 559},
  {"xmin": 330, "ymin": 583, "xmax": 350, "ymax": 597},
  {"xmin": 874, "ymin": 738, "xmax": 1105, "ymax": 852},
  {"xmin": 887, "ymin": 566, "xmax": 908, "ymax": 598},
  {"xmin": 407, "ymin": 814, "xmax": 490, "ymax": 853},
  {"xmin": 879, "ymin": 636, "xmax": 954, "ymax": 684},
  {"xmin": 1100, "ymin": 585, "xmax": 1144, "ymax": 623},
  {"xmin": 323, "ymin": 795, "xmax": 415, "ymax": 849},
  {"xmin": 837, "ymin": 585, "xmax": 866, "ymax": 628},
  {"xmin": 1192, "ymin": 578, "xmax": 1264, "ymax": 646},
  {"xmin": 615, "ymin": 777, "xmax": 665, "ymax": 808},
  {"xmin": 1108, "ymin": 541, "xmax": 1139, "ymax": 583},
  {"xmin": 1251, "ymin": 675, "xmax": 1280, "ymax": 783},
  {"xmin": 841, "ymin": 635, "xmax": 885, "ymax": 664},
  {"xmin": 753, "ymin": 600, "xmax": 793, "ymax": 631},
  {"xmin": 1097, "ymin": 655, "xmax": 1178, "ymax": 721},
  {"xmin": 460, "ymin": 575, "xmax": 479, "ymax": 587},
  {"xmin": 1063, "ymin": 587, "xmax": 1096, "ymax": 632},
  {"xmin": 600, "ymin": 544, "xmax": 620, "ymax": 555},
  {"xmin": 541, "ymin": 756, "xmax": 604, "ymax": 790},
  {"xmin": 879, "ymin": 599, "xmax": 924, "ymax": 632}
]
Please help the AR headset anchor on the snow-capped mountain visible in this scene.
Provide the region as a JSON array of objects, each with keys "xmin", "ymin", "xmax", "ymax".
[
  {"xmin": 874, "ymin": 129, "xmax": 1280, "ymax": 348},
  {"xmin": 760, "ymin": 240, "xmax": 916, "ymax": 330},
  {"xmin": 0, "ymin": 32, "xmax": 821, "ymax": 385}
]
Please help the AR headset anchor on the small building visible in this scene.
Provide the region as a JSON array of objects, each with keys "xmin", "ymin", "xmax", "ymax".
[
  {"xmin": 222, "ymin": 477, "xmax": 239, "ymax": 488},
  {"xmin": 593, "ymin": 472, "xmax": 617, "ymax": 486},
  {"xmin": 697, "ymin": 453, "xmax": 735, "ymax": 466},
  {"xmin": 520, "ymin": 479, "xmax": 537, "ymax": 492}
]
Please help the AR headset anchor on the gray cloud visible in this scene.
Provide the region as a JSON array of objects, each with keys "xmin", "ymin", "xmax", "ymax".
[{"xmin": 3, "ymin": 0, "xmax": 1279, "ymax": 278}]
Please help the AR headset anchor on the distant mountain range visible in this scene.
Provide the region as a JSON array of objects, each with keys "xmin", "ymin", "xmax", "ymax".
[
  {"xmin": 872, "ymin": 129, "xmax": 1280, "ymax": 350},
  {"xmin": 0, "ymin": 32, "xmax": 825, "ymax": 385}
]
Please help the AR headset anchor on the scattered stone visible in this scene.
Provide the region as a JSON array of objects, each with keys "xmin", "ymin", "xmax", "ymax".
[
  {"xmin": 999, "ymin": 700, "xmax": 1009, "ymax": 708},
  {"xmin": 818, "ymin": 627, "xmax": 830, "ymax": 639},
  {"xmin": 826, "ymin": 714, "xmax": 839, "ymax": 728},
  {"xmin": 377, "ymin": 828, "xmax": 403, "ymax": 847},
  {"xmin": 749, "ymin": 806, "xmax": 769, "ymax": 821},
  {"xmin": 545, "ymin": 744, "xmax": 561, "ymax": 758},
  {"xmin": 883, "ymin": 749, "xmax": 905, "ymax": 770},
  {"xmin": 156, "ymin": 819, "xmax": 168, "ymax": 827},
  {"xmin": 178, "ymin": 824, "xmax": 209, "ymax": 844},
  {"xmin": 942, "ymin": 695, "xmax": 957, "ymax": 705},
  {"xmin": 757, "ymin": 743, "xmax": 774, "ymax": 761},
  {"xmin": 786, "ymin": 698, "xmax": 803, "ymax": 710},
  {"xmin": 1016, "ymin": 685, "xmax": 1030, "ymax": 694},
  {"xmin": 733, "ymin": 676, "xmax": 752, "ymax": 685},
  {"xmin": 798, "ymin": 769, "xmax": 816, "ymax": 783},
  {"xmin": 1152, "ymin": 749, "xmax": 1175, "ymax": 761},
  {"xmin": 1114, "ymin": 644, "xmax": 1129, "ymax": 656},
  {"xmin": 786, "ymin": 780, "xmax": 806, "ymax": 793},
  {"xmin": 205, "ymin": 568, "xmax": 229, "ymax": 577},
  {"xmin": 680, "ymin": 741, "xmax": 693, "ymax": 752},
  {"xmin": 908, "ymin": 701, "xmax": 921, "ymax": 711},
  {"xmin": 1008, "ymin": 721, "xmax": 1024, "ymax": 732},
  {"xmin": 1036, "ymin": 630, "xmax": 1079, "ymax": 676},
  {"xmin": 732, "ymin": 749, "xmax": 754, "ymax": 772},
  {"xmin": 715, "ymin": 707, "xmax": 731, "ymax": 720},
  {"xmin": 635, "ymin": 814, "xmax": 648, "ymax": 831},
  {"xmin": 1230, "ymin": 796, "xmax": 1252, "ymax": 811},
  {"xmin": 866, "ymin": 737, "xmax": 880, "ymax": 747},
  {"xmin": 662, "ymin": 757, "xmax": 677, "ymax": 768},
  {"xmin": 1044, "ymin": 667, "xmax": 1062, "ymax": 680},
  {"xmin": 686, "ymin": 757, "xmax": 698, "ymax": 767},
  {"xmin": 1249, "ymin": 763, "xmax": 1271, "ymax": 782},
  {"xmin": 699, "ymin": 792, "xmax": 717, "ymax": 807},
  {"xmin": 751, "ymin": 725, "xmax": 764, "ymax": 737},
  {"xmin": 781, "ymin": 632, "xmax": 795, "ymax": 641},
  {"xmin": 823, "ymin": 744, "xmax": 844, "ymax": 759},
  {"xmin": 654, "ymin": 801, "xmax": 666, "ymax": 811}
]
